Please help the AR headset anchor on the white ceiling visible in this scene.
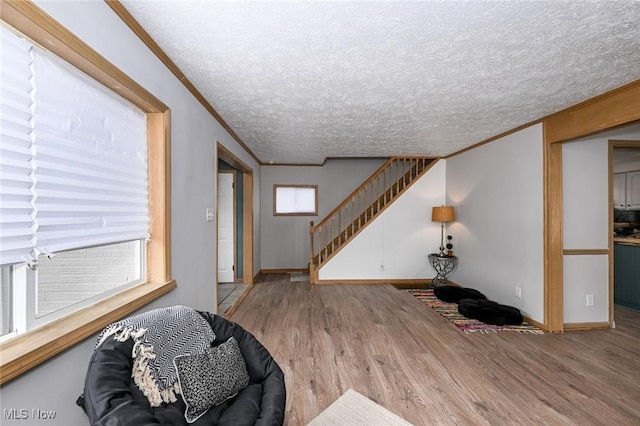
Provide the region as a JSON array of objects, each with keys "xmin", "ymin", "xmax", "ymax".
[{"xmin": 120, "ymin": 0, "xmax": 640, "ymax": 165}]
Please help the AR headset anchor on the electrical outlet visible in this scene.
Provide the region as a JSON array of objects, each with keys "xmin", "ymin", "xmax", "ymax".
[
  {"xmin": 586, "ymin": 294, "xmax": 594, "ymax": 307},
  {"xmin": 515, "ymin": 286, "xmax": 522, "ymax": 298}
]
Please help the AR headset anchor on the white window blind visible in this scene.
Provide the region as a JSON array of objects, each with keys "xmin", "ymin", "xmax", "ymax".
[
  {"xmin": 0, "ymin": 28, "xmax": 34, "ymax": 266},
  {"xmin": 274, "ymin": 186, "xmax": 317, "ymax": 215},
  {"xmin": 0, "ymin": 27, "xmax": 149, "ymax": 266}
]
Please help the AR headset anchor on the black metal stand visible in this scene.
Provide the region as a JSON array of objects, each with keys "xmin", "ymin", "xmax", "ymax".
[{"xmin": 428, "ymin": 254, "xmax": 458, "ymax": 287}]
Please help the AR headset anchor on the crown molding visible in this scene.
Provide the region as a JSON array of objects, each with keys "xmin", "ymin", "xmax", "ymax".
[{"xmin": 105, "ymin": 0, "xmax": 262, "ymax": 165}]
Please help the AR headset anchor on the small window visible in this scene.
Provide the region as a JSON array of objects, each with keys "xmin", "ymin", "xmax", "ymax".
[{"xmin": 274, "ymin": 185, "xmax": 318, "ymax": 216}]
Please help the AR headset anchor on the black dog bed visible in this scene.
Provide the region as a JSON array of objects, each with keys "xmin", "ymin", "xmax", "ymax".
[
  {"xmin": 433, "ymin": 286, "xmax": 487, "ymax": 304},
  {"xmin": 458, "ymin": 298, "xmax": 523, "ymax": 326}
]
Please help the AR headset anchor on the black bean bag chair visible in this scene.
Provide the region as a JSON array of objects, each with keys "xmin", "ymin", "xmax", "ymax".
[
  {"xmin": 433, "ymin": 285, "xmax": 487, "ymax": 304},
  {"xmin": 77, "ymin": 312, "xmax": 285, "ymax": 426},
  {"xmin": 458, "ymin": 298, "xmax": 524, "ymax": 326}
]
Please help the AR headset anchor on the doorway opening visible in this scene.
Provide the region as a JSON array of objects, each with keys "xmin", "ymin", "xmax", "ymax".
[
  {"xmin": 611, "ymin": 141, "xmax": 640, "ymax": 326},
  {"xmin": 216, "ymin": 143, "xmax": 254, "ymax": 315}
]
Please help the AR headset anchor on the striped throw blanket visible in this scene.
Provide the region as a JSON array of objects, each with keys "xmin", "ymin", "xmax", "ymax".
[{"xmin": 96, "ymin": 305, "xmax": 216, "ymax": 407}]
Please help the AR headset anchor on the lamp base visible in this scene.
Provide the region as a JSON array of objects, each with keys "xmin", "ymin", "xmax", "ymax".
[{"xmin": 438, "ymin": 222, "xmax": 446, "ymax": 257}]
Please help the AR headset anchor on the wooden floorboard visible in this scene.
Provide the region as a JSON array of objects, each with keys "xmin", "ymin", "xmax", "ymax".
[{"xmin": 228, "ymin": 277, "xmax": 640, "ymax": 425}]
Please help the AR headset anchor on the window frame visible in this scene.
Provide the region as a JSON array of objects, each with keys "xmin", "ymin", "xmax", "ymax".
[
  {"xmin": 0, "ymin": 1, "xmax": 174, "ymax": 385},
  {"xmin": 273, "ymin": 184, "xmax": 319, "ymax": 216}
]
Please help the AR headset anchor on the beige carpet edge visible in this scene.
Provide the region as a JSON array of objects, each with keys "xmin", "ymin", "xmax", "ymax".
[{"xmin": 307, "ymin": 389, "xmax": 414, "ymax": 426}]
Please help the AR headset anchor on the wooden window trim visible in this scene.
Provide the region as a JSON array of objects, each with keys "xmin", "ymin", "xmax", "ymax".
[
  {"xmin": 273, "ymin": 184, "xmax": 319, "ymax": 216},
  {"xmin": 0, "ymin": 0, "xmax": 173, "ymax": 384}
]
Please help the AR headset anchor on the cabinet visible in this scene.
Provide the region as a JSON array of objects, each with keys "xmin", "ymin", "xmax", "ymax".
[
  {"xmin": 613, "ymin": 171, "xmax": 640, "ymax": 210},
  {"xmin": 614, "ymin": 243, "xmax": 640, "ymax": 311}
]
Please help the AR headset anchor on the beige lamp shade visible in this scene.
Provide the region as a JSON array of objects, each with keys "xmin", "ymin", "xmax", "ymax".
[{"xmin": 432, "ymin": 206, "xmax": 455, "ymax": 222}]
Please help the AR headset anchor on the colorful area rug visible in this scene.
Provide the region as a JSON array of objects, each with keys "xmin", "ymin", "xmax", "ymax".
[{"xmin": 407, "ymin": 289, "xmax": 544, "ymax": 334}]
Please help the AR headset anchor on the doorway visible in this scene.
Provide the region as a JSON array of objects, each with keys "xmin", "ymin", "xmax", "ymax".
[
  {"xmin": 611, "ymin": 141, "xmax": 640, "ymax": 325},
  {"xmin": 216, "ymin": 143, "xmax": 254, "ymax": 314}
]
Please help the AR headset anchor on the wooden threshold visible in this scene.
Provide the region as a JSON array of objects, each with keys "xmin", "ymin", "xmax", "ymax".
[{"xmin": 222, "ymin": 284, "xmax": 253, "ymax": 320}]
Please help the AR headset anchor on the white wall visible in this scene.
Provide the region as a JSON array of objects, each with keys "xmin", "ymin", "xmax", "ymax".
[
  {"xmin": 446, "ymin": 124, "xmax": 544, "ymax": 321},
  {"xmin": 562, "ymin": 138, "xmax": 609, "ymax": 323},
  {"xmin": 0, "ymin": 1, "xmax": 260, "ymax": 424},
  {"xmin": 562, "ymin": 123, "xmax": 640, "ymax": 324},
  {"xmin": 260, "ymin": 158, "xmax": 386, "ymax": 269},
  {"xmin": 319, "ymin": 160, "xmax": 446, "ymax": 280},
  {"xmin": 563, "ymin": 138, "xmax": 610, "ymax": 249}
]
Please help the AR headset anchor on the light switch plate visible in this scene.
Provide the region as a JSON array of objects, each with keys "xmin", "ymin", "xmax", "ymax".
[{"xmin": 206, "ymin": 208, "xmax": 215, "ymax": 222}]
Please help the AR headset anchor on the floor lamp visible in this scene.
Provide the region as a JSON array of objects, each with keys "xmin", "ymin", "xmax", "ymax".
[{"xmin": 432, "ymin": 205, "xmax": 455, "ymax": 257}]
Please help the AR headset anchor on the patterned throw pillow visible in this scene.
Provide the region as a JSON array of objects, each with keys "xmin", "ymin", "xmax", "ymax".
[{"xmin": 174, "ymin": 337, "xmax": 250, "ymax": 423}]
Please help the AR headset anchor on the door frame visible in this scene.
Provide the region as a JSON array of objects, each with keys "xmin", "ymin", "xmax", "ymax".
[
  {"xmin": 216, "ymin": 143, "xmax": 254, "ymax": 286},
  {"xmin": 542, "ymin": 80, "xmax": 640, "ymax": 332}
]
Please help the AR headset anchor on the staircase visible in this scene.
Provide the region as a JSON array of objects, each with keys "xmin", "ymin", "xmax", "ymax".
[{"xmin": 309, "ymin": 156, "xmax": 437, "ymax": 283}]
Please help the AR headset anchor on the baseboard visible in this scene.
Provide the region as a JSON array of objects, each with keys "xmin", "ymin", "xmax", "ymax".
[
  {"xmin": 523, "ymin": 316, "xmax": 547, "ymax": 331},
  {"xmin": 563, "ymin": 321, "xmax": 611, "ymax": 331},
  {"xmin": 393, "ymin": 280, "xmax": 433, "ymax": 289},
  {"xmin": 311, "ymin": 278, "xmax": 465, "ymax": 286},
  {"xmin": 260, "ymin": 267, "xmax": 309, "ymax": 274},
  {"xmin": 314, "ymin": 278, "xmax": 429, "ymax": 285}
]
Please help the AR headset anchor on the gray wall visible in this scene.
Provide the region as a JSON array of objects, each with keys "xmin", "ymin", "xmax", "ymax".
[
  {"xmin": 0, "ymin": 1, "xmax": 260, "ymax": 424},
  {"xmin": 260, "ymin": 158, "xmax": 387, "ymax": 269}
]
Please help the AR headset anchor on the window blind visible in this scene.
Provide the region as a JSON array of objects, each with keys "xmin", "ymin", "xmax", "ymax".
[
  {"xmin": 0, "ymin": 27, "xmax": 35, "ymax": 266},
  {"xmin": 275, "ymin": 186, "xmax": 317, "ymax": 214},
  {"xmin": 0, "ymin": 27, "xmax": 149, "ymax": 266}
]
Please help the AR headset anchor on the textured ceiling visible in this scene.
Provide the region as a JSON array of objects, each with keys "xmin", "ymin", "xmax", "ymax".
[{"xmin": 120, "ymin": 0, "xmax": 640, "ymax": 164}]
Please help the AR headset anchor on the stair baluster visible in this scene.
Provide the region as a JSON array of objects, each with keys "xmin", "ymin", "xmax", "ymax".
[{"xmin": 308, "ymin": 157, "xmax": 437, "ymax": 283}]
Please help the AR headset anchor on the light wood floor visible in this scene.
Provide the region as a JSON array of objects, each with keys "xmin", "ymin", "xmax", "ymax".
[{"xmin": 229, "ymin": 276, "xmax": 640, "ymax": 425}]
